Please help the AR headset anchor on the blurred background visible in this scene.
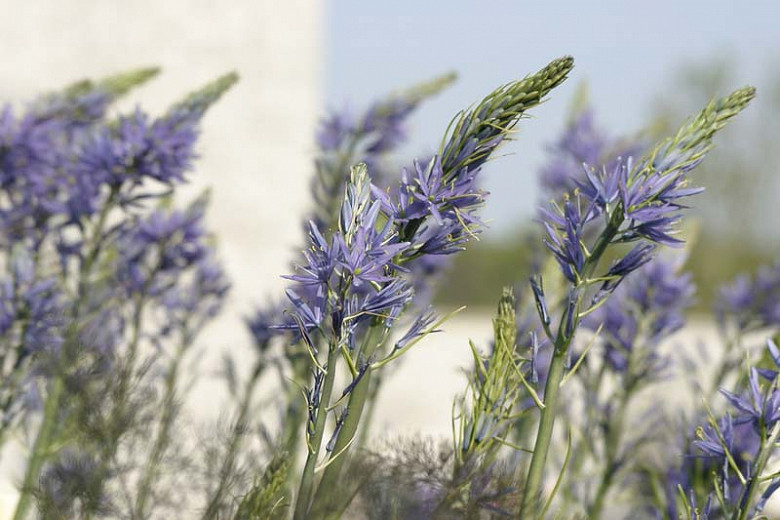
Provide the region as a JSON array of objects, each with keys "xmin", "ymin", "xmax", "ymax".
[
  {"xmin": 0, "ymin": 0, "xmax": 778, "ymax": 495},
  {"xmin": 324, "ymin": 0, "xmax": 780, "ymax": 311},
  {"xmin": 2, "ymin": 1, "xmax": 778, "ymax": 319}
]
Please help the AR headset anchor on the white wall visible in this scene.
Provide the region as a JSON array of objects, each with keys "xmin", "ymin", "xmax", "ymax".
[
  {"xmin": 0, "ymin": 2, "xmax": 322, "ymax": 511},
  {"xmin": 0, "ymin": 0, "xmax": 322, "ymax": 388}
]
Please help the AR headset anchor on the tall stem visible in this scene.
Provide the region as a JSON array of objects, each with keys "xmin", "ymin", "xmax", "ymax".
[
  {"xmin": 200, "ymin": 358, "xmax": 265, "ymax": 520},
  {"xmin": 519, "ymin": 347, "xmax": 569, "ymax": 517},
  {"xmin": 588, "ymin": 387, "xmax": 631, "ymax": 519},
  {"xmin": 12, "ymin": 377, "xmax": 64, "ymax": 520},
  {"xmin": 356, "ymin": 373, "xmax": 381, "ymax": 449},
  {"xmin": 309, "ymin": 324, "xmax": 385, "ymax": 518},
  {"xmin": 134, "ymin": 328, "xmax": 191, "ymax": 519},
  {"xmin": 734, "ymin": 422, "xmax": 780, "ymax": 520},
  {"xmin": 293, "ymin": 342, "xmax": 340, "ymax": 520},
  {"xmin": 12, "ymin": 189, "xmax": 119, "ymax": 520},
  {"xmin": 310, "ymin": 369, "xmax": 372, "ymax": 518},
  {"xmin": 520, "ymin": 219, "xmax": 619, "ymax": 518},
  {"xmin": 281, "ymin": 355, "xmax": 310, "ymax": 457}
]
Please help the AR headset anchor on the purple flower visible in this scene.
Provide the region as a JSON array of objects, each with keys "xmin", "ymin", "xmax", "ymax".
[
  {"xmin": 605, "ymin": 243, "xmax": 656, "ymax": 279},
  {"xmin": 585, "ymin": 256, "xmax": 694, "ymax": 377},
  {"xmin": 316, "ymin": 108, "xmax": 354, "ymax": 151},
  {"xmin": 406, "ymin": 218, "xmax": 480, "ymax": 256},
  {"xmin": 693, "ymin": 414, "xmax": 734, "ymax": 460},
  {"xmin": 720, "ymin": 367, "xmax": 780, "ymax": 432},
  {"xmin": 284, "ymin": 221, "xmax": 340, "ymax": 287},
  {"xmin": 716, "ymin": 263, "xmax": 780, "ymax": 332},
  {"xmin": 283, "ymin": 286, "xmax": 327, "ymax": 332},
  {"xmin": 392, "ymin": 307, "xmax": 438, "ymax": 351},
  {"xmin": 0, "ymin": 105, "xmax": 71, "ymax": 240},
  {"xmin": 355, "ymin": 278, "xmax": 413, "ymax": 319},
  {"xmin": 336, "ymin": 224, "xmax": 408, "ymax": 288},
  {"xmin": 540, "ymin": 197, "xmax": 595, "ymax": 283},
  {"xmin": 77, "ymin": 108, "xmax": 198, "ymax": 189},
  {"xmin": 116, "ymin": 203, "xmax": 209, "ymax": 296},
  {"xmin": 157, "ymin": 255, "xmax": 230, "ymax": 332}
]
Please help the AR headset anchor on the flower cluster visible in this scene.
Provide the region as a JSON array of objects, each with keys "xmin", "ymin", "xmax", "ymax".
[
  {"xmin": 373, "ymin": 155, "xmax": 484, "ymax": 257},
  {"xmin": 0, "ymin": 247, "xmax": 64, "ymax": 355},
  {"xmin": 585, "ymin": 255, "xmax": 695, "ymax": 377},
  {"xmin": 679, "ymin": 339, "xmax": 780, "ymax": 518},
  {"xmin": 282, "ymin": 164, "xmax": 413, "ymax": 345},
  {"xmin": 520, "ymin": 87, "xmax": 755, "ymax": 518},
  {"xmin": 0, "ymin": 70, "xmax": 237, "ymax": 520},
  {"xmin": 76, "ymin": 107, "xmax": 196, "ymax": 191},
  {"xmin": 116, "ymin": 200, "xmax": 210, "ymax": 297},
  {"xmin": 247, "ymin": 74, "xmax": 457, "ymax": 353},
  {"xmin": 716, "ymin": 262, "xmax": 780, "ymax": 333},
  {"xmin": 288, "ymin": 58, "xmax": 576, "ymax": 520},
  {"xmin": 541, "ymin": 154, "xmax": 704, "ymax": 287}
]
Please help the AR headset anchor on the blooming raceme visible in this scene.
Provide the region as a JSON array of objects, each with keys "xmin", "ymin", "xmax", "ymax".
[
  {"xmin": 282, "ymin": 164, "xmax": 413, "ymax": 341},
  {"xmin": 247, "ymin": 74, "xmax": 457, "ymax": 352},
  {"xmin": 291, "ymin": 58, "xmax": 575, "ymax": 520},
  {"xmin": 679, "ymin": 339, "xmax": 780, "ymax": 518},
  {"xmin": 116, "ymin": 199, "xmax": 210, "ymax": 297},
  {"xmin": 520, "ymin": 87, "xmax": 756, "ymax": 518},
  {"xmin": 0, "ymin": 70, "xmax": 237, "ymax": 520}
]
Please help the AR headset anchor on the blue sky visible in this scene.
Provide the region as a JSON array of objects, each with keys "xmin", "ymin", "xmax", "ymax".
[{"xmin": 324, "ymin": 1, "xmax": 779, "ymax": 237}]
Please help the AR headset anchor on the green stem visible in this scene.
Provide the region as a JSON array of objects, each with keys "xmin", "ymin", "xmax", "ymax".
[
  {"xmin": 12, "ymin": 191, "xmax": 119, "ymax": 519},
  {"xmin": 201, "ymin": 358, "xmax": 266, "ymax": 520},
  {"xmin": 520, "ymin": 218, "xmax": 619, "ymax": 518},
  {"xmin": 281, "ymin": 353, "xmax": 311, "ymax": 496},
  {"xmin": 588, "ymin": 387, "xmax": 631, "ymax": 519},
  {"xmin": 356, "ymin": 373, "xmax": 381, "ymax": 449},
  {"xmin": 134, "ymin": 329, "xmax": 191, "ymax": 519},
  {"xmin": 281, "ymin": 354, "xmax": 310, "ymax": 454},
  {"xmin": 310, "ymin": 368, "xmax": 372, "ymax": 518},
  {"xmin": 293, "ymin": 342, "xmax": 340, "ymax": 520},
  {"xmin": 519, "ymin": 347, "xmax": 568, "ymax": 517},
  {"xmin": 12, "ymin": 376, "xmax": 64, "ymax": 520},
  {"xmin": 734, "ymin": 422, "xmax": 780, "ymax": 520},
  {"xmin": 309, "ymin": 325, "xmax": 385, "ymax": 518}
]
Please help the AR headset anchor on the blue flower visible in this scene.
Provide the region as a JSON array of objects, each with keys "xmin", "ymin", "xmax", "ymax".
[
  {"xmin": 585, "ymin": 256, "xmax": 694, "ymax": 376},
  {"xmin": 716, "ymin": 263, "xmax": 780, "ymax": 333},
  {"xmin": 693, "ymin": 414, "xmax": 734, "ymax": 461},
  {"xmin": 284, "ymin": 221, "xmax": 340, "ymax": 287},
  {"xmin": 720, "ymin": 367, "xmax": 780, "ymax": 432},
  {"xmin": 316, "ymin": 108, "xmax": 354, "ymax": 151},
  {"xmin": 392, "ymin": 307, "xmax": 438, "ymax": 351},
  {"xmin": 116, "ymin": 203, "xmax": 209, "ymax": 296},
  {"xmin": 77, "ymin": 108, "xmax": 198, "ymax": 189},
  {"xmin": 540, "ymin": 197, "xmax": 594, "ymax": 283}
]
